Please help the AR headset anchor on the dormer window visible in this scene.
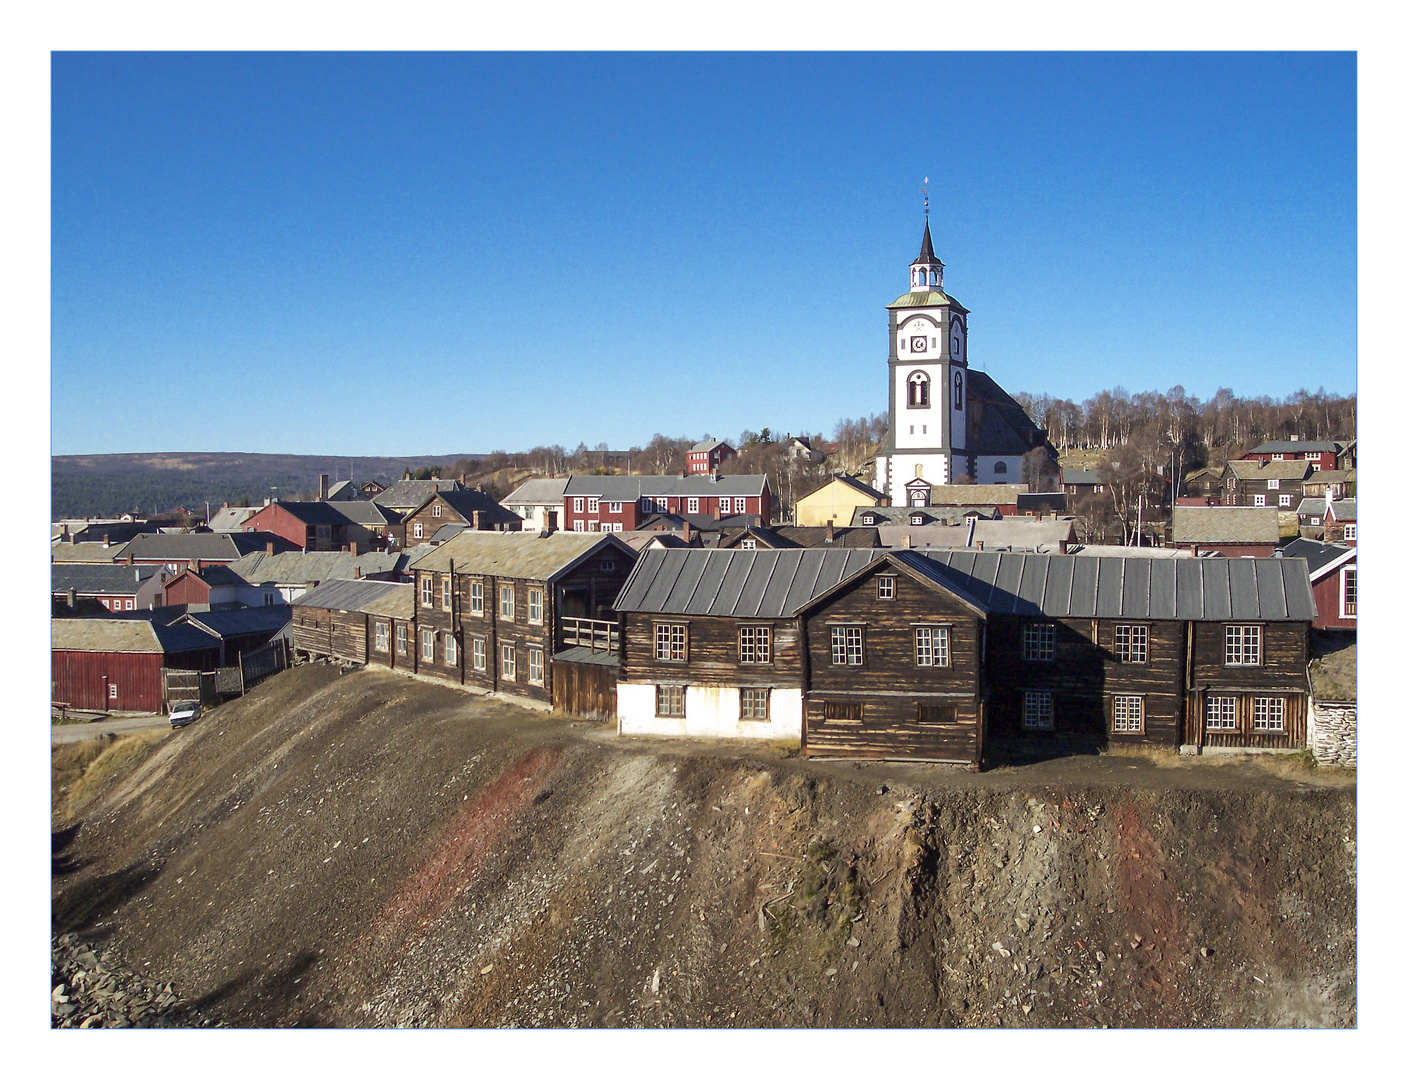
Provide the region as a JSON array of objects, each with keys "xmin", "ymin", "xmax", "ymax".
[
  {"xmin": 862, "ymin": 514, "xmax": 878, "ymax": 526},
  {"xmin": 907, "ymin": 371, "xmax": 930, "ymax": 408},
  {"xmin": 910, "ymin": 513, "xmax": 925, "ymax": 525}
]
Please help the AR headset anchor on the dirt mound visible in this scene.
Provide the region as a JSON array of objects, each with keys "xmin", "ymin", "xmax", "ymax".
[{"xmin": 52, "ymin": 664, "xmax": 1356, "ymax": 1027}]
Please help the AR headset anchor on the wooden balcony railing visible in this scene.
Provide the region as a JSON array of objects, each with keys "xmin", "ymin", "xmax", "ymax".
[{"xmin": 560, "ymin": 616, "xmax": 620, "ymax": 654}]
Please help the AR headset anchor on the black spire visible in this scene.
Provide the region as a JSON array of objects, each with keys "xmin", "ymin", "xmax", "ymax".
[{"xmin": 914, "ymin": 220, "xmax": 939, "ymax": 266}]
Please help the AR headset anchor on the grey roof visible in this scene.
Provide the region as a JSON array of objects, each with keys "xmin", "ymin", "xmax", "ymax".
[
  {"xmin": 614, "ymin": 548, "xmax": 888, "ymax": 618},
  {"xmin": 552, "ymin": 646, "xmax": 621, "ymax": 668},
  {"xmin": 52, "ymin": 564, "xmax": 164, "ymax": 595},
  {"xmin": 181, "ymin": 606, "xmax": 291, "ymax": 638},
  {"xmin": 876, "ymin": 519, "xmax": 1076, "ymax": 552},
  {"xmin": 414, "ymin": 489, "xmax": 522, "ymax": 528},
  {"xmin": 503, "ymin": 478, "xmax": 571, "ymax": 506},
  {"xmin": 912, "ymin": 550, "xmax": 1316, "ymax": 622},
  {"xmin": 331, "ymin": 501, "xmax": 399, "ymax": 526},
  {"xmin": 1281, "ymin": 538, "xmax": 1355, "ymax": 580},
  {"xmin": 429, "ymin": 523, "xmax": 469, "ymax": 544},
  {"xmin": 1061, "ymin": 468, "xmax": 1103, "ymax": 486},
  {"xmin": 925, "ymin": 484, "xmax": 1028, "ymax": 506},
  {"xmin": 292, "ymin": 578, "xmax": 412, "ymax": 613},
  {"xmin": 616, "ymin": 548, "xmax": 1315, "ymax": 623},
  {"xmin": 719, "ymin": 525, "xmax": 882, "ymax": 550},
  {"xmin": 1297, "ymin": 498, "xmax": 1327, "ymax": 518},
  {"xmin": 1016, "ymin": 492, "xmax": 1068, "ymax": 510},
  {"xmin": 562, "ymin": 474, "xmax": 769, "ymax": 499},
  {"xmin": 361, "ymin": 584, "xmax": 415, "ymax": 620},
  {"xmin": 410, "ymin": 531, "xmax": 634, "ymax": 581},
  {"xmin": 225, "ymin": 550, "xmax": 407, "ymax": 586},
  {"xmin": 851, "ymin": 506, "xmax": 995, "ymax": 526},
  {"xmin": 1305, "ymin": 470, "xmax": 1353, "ymax": 486},
  {"xmin": 1224, "ymin": 459, "xmax": 1313, "ymax": 482},
  {"xmin": 1329, "ymin": 498, "xmax": 1357, "ymax": 522},
  {"xmin": 208, "ymin": 506, "xmax": 258, "ymax": 532},
  {"xmin": 373, "ymin": 478, "xmax": 462, "ymax": 509},
  {"xmin": 690, "ymin": 439, "xmax": 729, "ymax": 453},
  {"xmin": 253, "ymin": 500, "xmax": 351, "ymax": 525},
  {"xmin": 1171, "ymin": 506, "xmax": 1281, "ymax": 544},
  {"xmin": 1247, "ymin": 440, "xmax": 1342, "ymax": 455},
  {"xmin": 1067, "ymin": 544, "xmax": 1191, "ymax": 559},
  {"xmin": 50, "ymin": 542, "xmax": 128, "ymax": 564},
  {"xmin": 120, "ymin": 532, "xmax": 295, "ymax": 561},
  {"xmin": 52, "ymin": 618, "xmax": 217, "ymax": 655},
  {"xmin": 326, "ymin": 480, "xmax": 361, "ymax": 500}
]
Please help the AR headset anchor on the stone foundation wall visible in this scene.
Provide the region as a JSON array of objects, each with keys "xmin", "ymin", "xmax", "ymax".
[{"xmin": 1309, "ymin": 700, "xmax": 1357, "ymax": 767}]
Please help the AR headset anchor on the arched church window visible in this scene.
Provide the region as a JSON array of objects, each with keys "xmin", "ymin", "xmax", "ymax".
[
  {"xmin": 953, "ymin": 371, "xmax": 964, "ymax": 410},
  {"xmin": 907, "ymin": 371, "xmax": 930, "ymax": 408},
  {"xmin": 994, "ymin": 461, "xmax": 1008, "ymax": 474}
]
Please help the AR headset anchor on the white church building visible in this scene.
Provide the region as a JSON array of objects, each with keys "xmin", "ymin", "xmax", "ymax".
[{"xmin": 874, "ymin": 221, "xmax": 1056, "ymax": 506}]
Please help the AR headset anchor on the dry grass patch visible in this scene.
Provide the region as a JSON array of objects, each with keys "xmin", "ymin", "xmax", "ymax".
[{"xmin": 61, "ymin": 731, "xmax": 166, "ymax": 820}]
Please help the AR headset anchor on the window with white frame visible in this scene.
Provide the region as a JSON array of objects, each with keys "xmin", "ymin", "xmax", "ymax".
[
  {"xmin": 609, "ymin": 502, "xmax": 622, "ymax": 513},
  {"xmin": 433, "ymin": 503, "xmax": 442, "ymax": 517},
  {"xmin": 738, "ymin": 625, "xmax": 772, "ymax": 664},
  {"xmin": 740, "ymin": 688, "xmax": 770, "ymax": 721},
  {"xmin": 1253, "ymin": 494, "xmax": 1266, "ymax": 506},
  {"xmin": 528, "ymin": 587, "xmax": 543, "ymax": 624},
  {"xmin": 1112, "ymin": 695, "xmax": 1144, "ymax": 733},
  {"xmin": 421, "ymin": 629, "xmax": 435, "ymax": 662},
  {"xmin": 413, "ymin": 521, "xmax": 424, "ymax": 538},
  {"xmin": 656, "ymin": 684, "xmax": 686, "ymax": 717},
  {"xmin": 445, "ymin": 634, "xmax": 458, "ymax": 666},
  {"xmin": 914, "ymin": 626, "xmax": 950, "ymax": 667},
  {"xmin": 741, "ymin": 538, "xmax": 756, "ymax": 550},
  {"xmin": 655, "ymin": 623, "xmax": 688, "ymax": 662},
  {"xmin": 1343, "ymin": 524, "xmax": 1356, "ymax": 540},
  {"xmin": 375, "ymin": 622, "xmax": 389, "ymax": 652},
  {"xmin": 1272, "ymin": 453, "xmax": 1285, "ymax": 461},
  {"xmin": 472, "ymin": 636, "xmax": 486, "ymax": 671},
  {"xmin": 1206, "ymin": 695, "xmax": 1237, "ymax": 731},
  {"xmin": 470, "ymin": 580, "xmax": 483, "ymax": 614},
  {"xmin": 442, "ymin": 576, "xmax": 452, "ymax": 610},
  {"xmin": 587, "ymin": 498, "xmax": 599, "ymax": 514},
  {"xmin": 574, "ymin": 521, "xmax": 585, "ymax": 532},
  {"xmin": 1280, "ymin": 494, "xmax": 1293, "ymax": 507},
  {"xmin": 396, "ymin": 624, "xmax": 407, "ymax": 654},
  {"xmin": 109, "ymin": 683, "xmax": 118, "ymax": 699},
  {"xmin": 528, "ymin": 647, "xmax": 543, "ymax": 685},
  {"xmin": 500, "ymin": 642, "xmax": 516, "ymax": 680},
  {"xmin": 500, "ymin": 584, "xmax": 514, "ymax": 619},
  {"xmin": 1311, "ymin": 517, "xmax": 1321, "ymax": 526},
  {"xmin": 830, "ymin": 625, "xmax": 864, "ymax": 666},
  {"xmin": 573, "ymin": 497, "xmax": 584, "ymax": 513},
  {"xmin": 1022, "ymin": 691, "xmax": 1054, "ymax": 731},
  {"xmin": 1252, "ymin": 696, "xmax": 1285, "ymax": 732},
  {"xmin": 1114, "ymin": 624, "xmax": 1148, "ymax": 663},
  {"xmin": 688, "ymin": 497, "xmax": 699, "ymax": 514},
  {"xmin": 1343, "ymin": 567, "xmax": 1356, "ymax": 616},
  {"xmin": 876, "ymin": 575, "xmax": 896, "ymax": 600},
  {"xmin": 420, "ymin": 575, "xmax": 434, "ymax": 606},
  {"xmin": 1224, "ymin": 624, "xmax": 1262, "ymax": 666},
  {"xmin": 1267, "ymin": 479, "xmax": 1280, "ymax": 490},
  {"xmin": 1023, "ymin": 623, "xmax": 1056, "ymax": 661},
  {"xmin": 641, "ymin": 497, "xmax": 654, "ymax": 513}
]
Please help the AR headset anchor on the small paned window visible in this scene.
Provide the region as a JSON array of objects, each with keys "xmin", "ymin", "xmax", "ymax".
[
  {"xmin": 1022, "ymin": 691, "xmax": 1054, "ymax": 731},
  {"xmin": 1343, "ymin": 524, "xmax": 1357, "ymax": 540},
  {"xmin": 109, "ymin": 683, "xmax": 118, "ymax": 699},
  {"xmin": 740, "ymin": 688, "xmax": 770, "ymax": 721},
  {"xmin": 655, "ymin": 623, "xmax": 688, "ymax": 662},
  {"xmin": 609, "ymin": 502, "xmax": 622, "ymax": 513},
  {"xmin": 915, "ymin": 626, "xmax": 950, "ymax": 667},
  {"xmin": 433, "ymin": 503, "xmax": 442, "ymax": 516},
  {"xmin": 600, "ymin": 560, "xmax": 615, "ymax": 572},
  {"xmin": 573, "ymin": 498, "xmax": 584, "ymax": 513},
  {"xmin": 1252, "ymin": 697, "xmax": 1285, "ymax": 732},
  {"xmin": 876, "ymin": 576, "xmax": 896, "ymax": 600},
  {"xmin": 656, "ymin": 684, "xmax": 686, "ymax": 717},
  {"xmin": 588, "ymin": 498, "xmax": 600, "ymax": 513},
  {"xmin": 1112, "ymin": 695, "xmax": 1144, "ymax": 733},
  {"xmin": 1267, "ymin": 479, "xmax": 1280, "ymax": 490},
  {"xmin": 396, "ymin": 624, "xmax": 407, "ymax": 654},
  {"xmin": 1254, "ymin": 495, "xmax": 1266, "ymax": 507},
  {"xmin": 528, "ymin": 588, "xmax": 543, "ymax": 624},
  {"xmin": 824, "ymin": 701, "xmax": 864, "ymax": 723},
  {"xmin": 741, "ymin": 538, "xmax": 756, "ymax": 550},
  {"xmin": 688, "ymin": 497, "xmax": 699, "ymax": 514},
  {"xmin": 445, "ymin": 634, "xmax": 458, "ymax": 667},
  {"xmin": 1280, "ymin": 494, "xmax": 1293, "ymax": 507},
  {"xmin": 470, "ymin": 580, "xmax": 483, "ymax": 614},
  {"xmin": 830, "ymin": 626, "xmax": 864, "ymax": 666},
  {"xmin": 1023, "ymin": 623, "xmax": 1056, "ymax": 662},
  {"xmin": 1114, "ymin": 624, "xmax": 1148, "ymax": 663},
  {"xmin": 738, "ymin": 626, "xmax": 772, "ymax": 664},
  {"xmin": 421, "ymin": 629, "xmax": 435, "ymax": 662},
  {"xmin": 1224, "ymin": 625, "xmax": 1262, "ymax": 666},
  {"xmin": 420, "ymin": 576, "xmax": 434, "ymax": 607},
  {"xmin": 501, "ymin": 643, "xmax": 517, "ymax": 680},
  {"xmin": 413, "ymin": 522, "xmax": 424, "ymax": 538},
  {"xmin": 500, "ymin": 585, "xmax": 515, "ymax": 619},
  {"xmin": 472, "ymin": 637, "xmax": 486, "ymax": 671},
  {"xmin": 917, "ymin": 703, "xmax": 957, "ymax": 724},
  {"xmin": 375, "ymin": 623, "xmax": 389, "ymax": 652},
  {"xmin": 528, "ymin": 647, "xmax": 544, "ymax": 685},
  {"xmin": 1343, "ymin": 568, "xmax": 1357, "ymax": 615},
  {"xmin": 1206, "ymin": 695, "xmax": 1237, "ymax": 731},
  {"xmin": 442, "ymin": 577, "xmax": 452, "ymax": 611}
]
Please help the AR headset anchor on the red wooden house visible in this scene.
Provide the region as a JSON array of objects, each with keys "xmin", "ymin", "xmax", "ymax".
[
  {"xmin": 1237, "ymin": 439, "xmax": 1343, "ymax": 471},
  {"xmin": 686, "ymin": 440, "xmax": 738, "ymax": 475},
  {"xmin": 560, "ymin": 475, "xmax": 772, "ymax": 533},
  {"xmin": 52, "ymin": 619, "xmax": 221, "ymax": 712},
  {"xmin": 1282, "ymin": 539, "xmax": 1356, "ymax": 631}
]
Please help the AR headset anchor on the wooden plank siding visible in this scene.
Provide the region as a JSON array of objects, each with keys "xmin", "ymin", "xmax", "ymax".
[
  {"xmin": 801, "ymin": 564, "xmax": 985, "ymax": 763},
  {"xmin": 619, "ymin": 612, "xmax": 807, "ymax": 691},
  {"xmin": 1184, "ymin": 620, "xmax": 1311, "ymax": 750},
  {"xmin": 290, "ymin": 608, "xmax": 369, "ymax": 665},
  {"xmin": 551, "ymin": 659, "xmax": 618, "ymax": 720}
]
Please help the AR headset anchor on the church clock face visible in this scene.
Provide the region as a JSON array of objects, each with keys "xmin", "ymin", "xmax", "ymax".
[{"xmin": 910, "ymin": 335, "xmax": 927, "ymax": 353}]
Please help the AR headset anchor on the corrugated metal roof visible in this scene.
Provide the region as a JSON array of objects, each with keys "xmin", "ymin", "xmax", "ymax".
[
  {"xmin": 292, "ymin": 578, "xmax": 408, "ymax": 613},
  {"xmin": 1172, "ymin": 506, "xmax": 1281, "ymax": 544},
  {"xmin": 616, "ymin": 548, "xmax": 1316, "ymax": 623},
  {"xmin": 409, "ymin": 531, "xmax": 632, "ymax": 581}
]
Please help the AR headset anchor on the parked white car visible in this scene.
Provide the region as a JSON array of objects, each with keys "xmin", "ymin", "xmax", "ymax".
[{"xmin": 168, "ymin": 701, "xmax": 201, "ymax": 728}]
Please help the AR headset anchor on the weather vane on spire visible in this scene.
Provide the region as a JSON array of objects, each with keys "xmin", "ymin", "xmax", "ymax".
[{"xmin": 922, "ymin": 177, "xmax": 930, "ymax": 223}]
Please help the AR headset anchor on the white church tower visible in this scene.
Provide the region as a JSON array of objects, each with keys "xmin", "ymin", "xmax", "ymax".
[{"xmin": 874, "ymin": 205, "xmax": 971, "ymax": 507}]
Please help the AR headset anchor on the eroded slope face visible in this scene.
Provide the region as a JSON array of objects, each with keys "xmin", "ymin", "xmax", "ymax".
[{"xmin": 53, "ymin": 666, "xmax": 1356, "ymax": 1028}]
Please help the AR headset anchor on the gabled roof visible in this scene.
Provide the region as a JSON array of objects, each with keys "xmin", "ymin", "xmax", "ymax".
[
  {"xmin": 1328, "ymin": 498, "xmax": 1357, "ymax": 522},
  {"xmin": 614, "ymin": 547, "xmax": 887, "ymax": 618},
  {"xmin": 562, "ymin": 474, "xmax": 770, "ymax": 499},
  {"xmin": 410, "ymin": 488, "xmax": 522, "ymax": 528},
  {"xmin": 1296, "ymin": 498, "xmax": 1327, "ymax": 518},
  {"xmin": 1246, "ymin": 440, "xmax": 1342, "ymax": 455},
  {"xmin": 1224, "ymin": 459, "xmax": 1313, "ymax": 482},
  {"xmin": 252, "ymin": 501, "xmax": 352, "ymax": 526},
  {"xmin": 180, "ymin": 606, "xmax": 292, "ymax": 638},
  {"xmin": 52, "ymin": 563, "xmax": 164, "ymax": 595},
  {"xmin": 120, "ymin": 532, "xmax": 298, "ymax": 561},
  {"xmin": 795, "ymin": 549, "xmax": 991, "ymax": 619},
  {"xmin": 409, "ymin": 531, "xmax": 634, "ymax": 581},
  {"xmin": 224, "ymin": 550, "xmax": 407, "ymax": 586},
  {"xmin": 925, "ymin": 484, "xmax": 1026, "ymax": 506},
  {"xmin": 1305, "ymin": 469, "xmax": 1353, "ymax": 486},
  {"xmin": 372, "ymin": 478, "xmax": 462, "ymax": 509},
  {"xmin": 331, "ymin": 501, "xmax": 399, "ymax": 526},
  {"xmin": 876, "ymin": 518, "xmax": 1076, "ymax": 552},
  {"xmin": 503, "ymin": 478, "xmax": 571, "ymax": 506},
  {"xmin": 1171, "ymin": 506, "xmax": 1281, "ymax": 544},
  {"xmin": 326, "ymin": 480, "xmax": 361, "ymax": 501},
  {"xmin": 50, "ymin": 542, "xmax": 127, "ymax": 564},
  {"xmin": 690, "ymin": 439, "xmax": 732, "ymax": 453},
  {"xmin": 208, "ymin": 506, "xmax": 258, "ymax": 532},
  {"xmin": 51, "ymin": 617, "xmax": 218, "ymax": 654},
  {"xmin": 1062, "ymin": 468, "xmax": 1103, "ymax": 486},
  {"xmin": 1281, "ymin": 538, "xmax": 1356, "ymax": 581},
  {"xmin": 292, "ymin": 578, "xmax": 412, "ymax": 614},
  {"xmin": 824, "ymin": 474, "xmax": 888, "ymax": 501},
  {"xmin": 716, "ymin": 526, "xmax": 882, "ymax": 550}
]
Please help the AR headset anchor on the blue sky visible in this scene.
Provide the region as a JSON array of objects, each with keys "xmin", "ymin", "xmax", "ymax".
[{"xmin": 51, "ymin": 51, "xmax": 1357, "ymax": 456}]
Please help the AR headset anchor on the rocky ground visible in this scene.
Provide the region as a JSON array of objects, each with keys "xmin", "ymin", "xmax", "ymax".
[
  {"xmin": 51, "ymin": 931, "xmax": 222, "ymax": 1028},
  {"xmin": 51, "ymin": 663, "xmax": 1356, "ymax": 1028}
]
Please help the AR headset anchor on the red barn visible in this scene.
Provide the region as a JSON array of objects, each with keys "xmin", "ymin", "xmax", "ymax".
[{"xmin": 52, "ymin": 619, "xmax": 220, "ymax": 712}]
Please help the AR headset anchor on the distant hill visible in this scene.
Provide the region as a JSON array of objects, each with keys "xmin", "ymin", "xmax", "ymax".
[{"xmin": 50, "ymin": 452, "xmax": 484, "ymax": 519}]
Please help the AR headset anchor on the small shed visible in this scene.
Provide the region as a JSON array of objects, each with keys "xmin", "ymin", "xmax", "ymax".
[{"xmin": 52, "ymin": 618, "xmax": 220, "ymax": 712}]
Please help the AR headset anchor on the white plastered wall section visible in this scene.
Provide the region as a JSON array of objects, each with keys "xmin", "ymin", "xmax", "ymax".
[
  {"xmin": 617, "ymin": 683, "xmax": 803, "ymax": 744},
  {"xmin": 892, "ymin": 361, "xmax": 945, "ymax": 452},
  {"xmin": 970, "ymin": 455, "xmax": 1026, "ymax": 485}
]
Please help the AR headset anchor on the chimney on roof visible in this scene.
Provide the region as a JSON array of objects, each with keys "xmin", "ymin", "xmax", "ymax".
[
  {"xmin": 353, "ymin": 565, "xmax": 362, "ymax": 580},
  {"xmin": 711, "ymin": 470, "xmax": 719, "ymax": 482},
  {"xmin": 902, "ymin": 534, "xmax": 911, "ymax": 548},
  {"xmin": 319, "ymin": 474, "xmax": 329, "ymax": 500},
  {"xmin": 682, "ymin": 520, "xmax": 692, "ymax": 543},
  {"xmin": 476, "ymin": 483, "xmax": 484, "ymax": 493},
  {"xmin": 126, "ymin": 553, "xmax": 134, "ymax": 565},
  {"xmin": 102, "ymin": 533, "xmax": 110, "ymax": 548},
  {"xmin": 826, "ymin": 522, "xmax": 835, "ymax": 543},
  {"xmin": 976, "ymin": 540, "xmax": 985, "ymax": 551},
  {"xmin": 267, "ymin": 541, "xmax": 275, "ymax": 556},
  {"xmin": 67, "ymin": 587, "xmax": 77, "ymax": 608},
  {"xmin": 1059, "ymin": 540, "xmax": 1069, "ymax": 554},
  {"xmin": 61, "ymin": 524, "xmax": 69, "ymax": 541},
  {"xmin": 349, "ymin": 541, "xmax": 359, "ymax": 556},
  {"xmin": 472, "ymin": 510, "xmax": 482, "ymax": 530}
]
